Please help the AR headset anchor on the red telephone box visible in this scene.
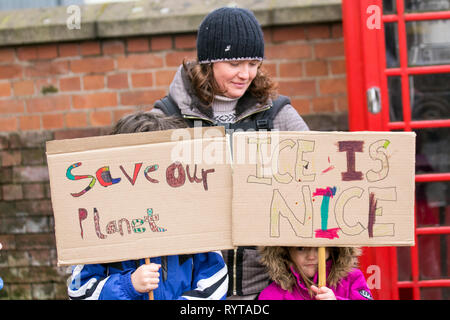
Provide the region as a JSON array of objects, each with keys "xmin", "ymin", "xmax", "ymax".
[{"xmin": 342, "ymin": 0, "xmax": 450, "ymax": 299}]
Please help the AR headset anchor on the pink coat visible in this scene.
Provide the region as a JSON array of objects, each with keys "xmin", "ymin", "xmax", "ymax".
[{"xmin": 258, "ymin": 260, "xmax": 373, "ymax": 300}]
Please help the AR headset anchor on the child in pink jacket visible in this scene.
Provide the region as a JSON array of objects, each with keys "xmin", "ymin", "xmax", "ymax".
[{"xmin": 258, "ymin": 246, "xmax": 372, "ymax": 300}]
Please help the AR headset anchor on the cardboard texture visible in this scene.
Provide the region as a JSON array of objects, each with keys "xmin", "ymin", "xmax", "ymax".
[
  {"xmin": 46, "ymin": 127, "xmax": 233, "ymax": 266},
  {"xmin": 232, "ymin": 131, "xmax": 416, "ymax": 247}
]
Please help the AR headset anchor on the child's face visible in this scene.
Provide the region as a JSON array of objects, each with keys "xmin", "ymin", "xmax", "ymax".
[{"xmin": 288, "ymin": 247, "xmax": 330, "ymax": 279}]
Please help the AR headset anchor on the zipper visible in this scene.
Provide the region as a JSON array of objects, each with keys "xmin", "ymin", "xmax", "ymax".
[
  {"xmin": 234, "ymin": 104, "xmax": 272, "ymax": 123},
  {"xmin": 182, "ymin": 104, "xmax": 272, "ymax": 126},
  {"xmin": 233, "ymin": 247, "xmax": 237, "ymax": 296},
  {"xmin": 182, "ymin": 114, "xmax": 216, "ymax": 125}
]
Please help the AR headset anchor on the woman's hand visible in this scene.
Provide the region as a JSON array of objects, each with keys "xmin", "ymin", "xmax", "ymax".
[
  {"xmin": 311, "ymin": 285, "xmax": 337, "ymax": 300},
  {"xmin": 131, "ymin": 263, "xmax": 161, "ymax": 293}
]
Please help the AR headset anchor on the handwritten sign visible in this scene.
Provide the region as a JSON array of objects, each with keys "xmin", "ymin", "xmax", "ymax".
[
  {"xmin": 46, "ymin": 127, "xmax": 233, "ymax": 266},
  {"xmin": 231, "ymin": 131, "xmax": 416, "ymax": 247}
]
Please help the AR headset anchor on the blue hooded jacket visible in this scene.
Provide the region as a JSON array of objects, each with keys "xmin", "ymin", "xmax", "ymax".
[{"xmin": 67, "ymin": 252, "xmax": 228, "ymax": 300}]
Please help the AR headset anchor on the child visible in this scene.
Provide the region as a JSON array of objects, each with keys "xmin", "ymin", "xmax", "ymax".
[
  {"xmin": 67, "ymin": 112, "xmax": 228, "ymax": 300},
  {"xmin": 258, "ymin": 246, "xmax": 372, "ymax": 300}
]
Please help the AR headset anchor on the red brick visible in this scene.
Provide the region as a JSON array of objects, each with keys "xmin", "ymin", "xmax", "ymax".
[
  {"xmin": 25, "ymin": 61, "xmax": 69, "ymax": 77},
  {"xmin": 155, "ymin": 70, "xmax": 177, "ymax": 86},
  {"xmin": 120, "ymin": 90, "xmax": 166, "ymax": 106},
  {"xmin": 16, "ymin": 234, "xmax": 55, "ymax": 250},
  {"xmin": 107, "ymin": 73, "xmax": 129, "ymax": 89},
  {"xmin": 117, "ymin": 54, "xmax": 164, "ymax": 70},
  {"xmin": 279, "ymin": 62, "xmax": 303, "ymax": 78},
  {"xmin": 13, "ymin": 166, "xmax": 49, "ymax": 182},
  {"xmin": 150, "ymin": 36, "xmax": 172, "ymax": 51},
  {"xmin": 0, "ymin": 65, "xmax": 22, "ymax": 79},
  {"xmin": 80, "ymin": 41, "xmax": 101, "ymax": 56},
  {"xmin": 0, "ymin": 235, "xmax": 15, "ymax": 249},
  {"xmin": 2, "ymin": 184, "xmax": 23, "ymax": 201},
  {"xmin": 312, "ymin": 96, "xmax": 335, "ymax": 113},
  {"xmin": 65, "ymin": 112, "xmax": 88, "ymax": 128},
  {"xmin": 13, "ymin": 80, "xmax": 34, "ymax": 96},
  {"xmin": 165, "ymin": 51, "xmax": 196, "ymax": 67},
  {"xmin": 272, "ymin": 26, "xmax": 306, "ymax": 42},
  {"xmin": 175, "ymin": 34, "xmax": 196, "ymax": 49},
  {"xmin": 331, "ymin": 24, "xmax": 343, "ymax": 38},
  {"xmin": 36, "ymin": 44, "xmax": 58, "ymax": 60},
  {"xmin": 35, "ymin": 79, "xmax": 58, "ymax": 94},
  {"xmin": 23, "ymin": 183, "xmax": 45, "ymax": 199},
  {"xmin": 113, "ymin": 108, "xmax": 136, "ymax": 122},
  {"xmin": 278, "ymin": 80, "xmax": 316, "ymax": 97},
  {"xmin": 0, "ymin": 48, "xmax": 15, "ymax": 62},
  {"xmin": 260, "ymin": 63, "xmax": 277, "ymax": 77},
  {"xmin": 0, "ymin": 82, "xmax": 11, "ymax": 97},
  {"xmin": 59, "ymin": 77, "xmax": 81, "ymax": 91},
  {"xmin": 291, "ymin": 98, "xmax": 311, "ymax": 115},
  {"xmin": 42, "ymin": 114, "xmax": 64, "ymax": 129},
  {"xmin": 0, "ymin": 99, "xmax": 25, "ymax": 114},
  {"xmin": 17, "ymin": 46, "xmax": 38, "ymax": 60},
  {"xmin": 305, "ymin": 24, "xmax": 331, "ymax": 40},
  {"xmin": 336, "ymin": 95, "xmax": 349, "ymax": 111},
  {"xmin": 83, "ymin": 75, "xmax": 104, "ymax": 90},
  {"xmin": 19, "ymin": 115, "xmax": 41, "ymax": 131},
  {"xmin": 329, "ymin": 59, "xmax": 346, "ymax": 75},
  {"xmin": 305, "ymin": 60, "xmax": 328, "ymax": 76},
  {"xmin": 262, "ymin": 28, "xmax": 272, "ymax": 44},
  {"xmin": 132, "ymin": 72, "xmax": 153, "ymax": 88},
  {"xmin": 70, "ymin": 58, "xmax": 114, "ymax": 74},
  {"xmin": 319, "ymin": 77, "xmax": 347, "ymax": 95},
  {"xmin": 90, "ymin": 110, "xmax": 112, "ymax": 126},
  {"xmin": 58, "ymin": 43, "xmax": 79, "ymax": 57},
  {"xmin": 103, "ymin": 40, "xmax": 125, "ymax": 55},
  {"xmin": 73, "ymin": 92, "xmax": 118, "ymax": 109},
  {"xmin": 265, "ymin": 43, "xmax": 311, "ymax": 60},
  {"xmin": 0, "ymin": 117, "xmax": 18, "ymax": 131},
  {"xmin": 27, "ymin": 95, "xmax": 71, "ymax": 113},
  {"xmin": 314, "ymin": 41, "xmax": 345, "ymax": 58},
  {"xmin": 1, "ymin": 150, "xmax": 21, "ymax": 166},
  {"xmin": 127, "ymin": 38, "xmax": 150, "ymax": 52}
]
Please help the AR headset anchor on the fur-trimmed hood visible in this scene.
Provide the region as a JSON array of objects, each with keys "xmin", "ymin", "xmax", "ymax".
[{"xmin": 258, "ymin": 247, "xmax": 361, "ymax": 292}]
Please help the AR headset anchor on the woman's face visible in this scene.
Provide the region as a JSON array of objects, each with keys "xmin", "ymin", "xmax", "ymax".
[
  {"xmin": 288, "ymin": 247, "xmax": 330, "ymax": 279},
  {"xmin": 212, "ymin": 60, "xmax": 260, "ymax": 99}
]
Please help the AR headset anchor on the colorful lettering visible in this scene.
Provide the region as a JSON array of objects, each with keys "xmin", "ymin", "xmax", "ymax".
[
  {"xmin": 338, "ymin": 140, "xmax": 364, "ymax": 181},
  {"xmin": 96, "ymin": 166, "xmax": 121, "ymax": 187},
  {"xmin": 166, "ymin": 162, "xmax": 186, "ymax": 188},
  {"xmin": 366, "ymin": 140, "xmax": 390, "ymax": 182},
  {"xmin": 270, "ymin": 186, "xmax": 313, "ymax": 238},
  {"xmin": 119, "ymin": 163, "xmax": 143, "ymax": 185},
  {"xmin": 295, "ymin": 139, "xmax": 316, "ymax": 182},
  {"xmin": 93, "ymin": 208, "xmax": 107, "ymax": 239},
  {"xmin": 66, "ymin": 162, "xmax": 96, "ymax": 197},
  {"xmin": 78, "ymin": 208, "xmax": 88, "ymax": 239},
  {"xmin": 144, "ymin": 164, "xmax": 159, "ymax": 183}
]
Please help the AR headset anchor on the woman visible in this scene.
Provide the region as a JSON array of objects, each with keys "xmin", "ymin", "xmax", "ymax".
[{"xmin": 152, "ymin": 6, "xmax": 309, "ymax": 299}]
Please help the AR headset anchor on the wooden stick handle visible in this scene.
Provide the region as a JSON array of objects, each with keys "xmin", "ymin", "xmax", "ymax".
[
  {"xmin": 318, "ymin": 247, "xmax": 326, "ymax": 288},
  {"xmin": 145, "ymin": 258, "xmax": 154, "ymax": 300}
]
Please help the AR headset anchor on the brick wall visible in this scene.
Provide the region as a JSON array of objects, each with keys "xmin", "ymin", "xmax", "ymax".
[{"xmin": 0, "ymin": 21, "xmax": 347, "ymax": 299}]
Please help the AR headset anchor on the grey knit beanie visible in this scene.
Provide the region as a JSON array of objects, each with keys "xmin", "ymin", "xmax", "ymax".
[{"xmin": 196, "ymin": 7, "xmax": 265, "ymax": 64}]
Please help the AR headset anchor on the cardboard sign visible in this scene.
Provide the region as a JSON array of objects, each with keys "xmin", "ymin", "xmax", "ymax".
[
  {"xmin": 46, "ymin": 127, "xmax": 233, "ymax": 266},
  {"xmin": 231, "ymin": 131, "xmax": 416, "ymax": 247}
]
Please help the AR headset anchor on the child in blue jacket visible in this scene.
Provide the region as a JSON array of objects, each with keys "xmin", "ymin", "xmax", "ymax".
[{"xmin": 67, "ymin": 112, "xmax": 228, "ymax": 300}]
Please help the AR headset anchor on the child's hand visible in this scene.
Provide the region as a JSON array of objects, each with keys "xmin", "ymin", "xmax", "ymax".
[
  {"xmin": 311, "ymin": 285, "xmax": 336, "ymax": 300},
  {"xmin": 131, "ymin": 263, "xmax": 161, "ymax": 293}
]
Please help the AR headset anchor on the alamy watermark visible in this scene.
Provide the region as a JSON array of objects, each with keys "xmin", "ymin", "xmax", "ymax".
[
  {"xmin": 66, "ymin": 5, "xmax": 81, "ymax": 30},
  {"xmin": 367, "ymin": 5, "xmax": 382, "ymax": 30}
]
